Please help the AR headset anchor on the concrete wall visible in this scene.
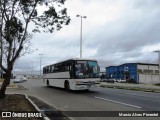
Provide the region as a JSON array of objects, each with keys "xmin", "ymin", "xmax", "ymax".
[
  {"xmin": 137, "ymin": 64, "xmax": 159, "ymax": 84},
  {"xmin": 137, "ymin": 65, "xmax": 148, "ymax": 70},
  {"xmin": 138, "ymin": 74, "xmax": 160, "ymax": 84},
  {"xmin": 137, "ymin": 64, "xmax": 159, "ymax": 74}
]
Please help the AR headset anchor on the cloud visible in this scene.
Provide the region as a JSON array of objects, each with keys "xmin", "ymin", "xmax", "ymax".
[
  {"xmin": 12, "ymin": 0, "xmax": 160, "ymax": 73},
  {"xmin": 92, "ymin": 0, "xmax": 160, "ymax": 57}
]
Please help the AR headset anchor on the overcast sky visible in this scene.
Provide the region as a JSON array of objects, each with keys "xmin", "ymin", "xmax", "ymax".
[{"xmin": 13, "ymin": 0, "xmax": 160, "ymax": 74}]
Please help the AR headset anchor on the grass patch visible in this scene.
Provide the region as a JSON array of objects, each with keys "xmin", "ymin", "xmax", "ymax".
[
  {"xmin": 126, "ymin": 87, "xmax": 142, "ymax": 91},
  {"xmin": 100, "ymin": 84, "xmax": 160, "ymax": 93},
  {"xmin": 154, "ymin": 90, "xmax": 160, "ymax": 93},
  {"xmin": 7, "ymin": 83, "xmax": 17, "ymax": 88},
  {"xmin": 0, "ymin": 81, "xmax": 17, "ymax": 88},
  {"xmin": 0, "ymin": 79, "xmax": 4, "ymax": 82},
  {"xmin": 107, "ymin": 86, "xmax": 114, "ymax": 88},
  {"xmin": 114, "ymin": 86, "xmax": 125, "ymax": 89},
  {"xmin": 144, "ymin": 89, "xmax": 154, "ymax": 92},
  {"xmin": 100, "ymin": 85, "xmax": 105, "ymax": 88},
  {"xmin": 154, "ymin": 83, "xmax": 160, "ymax": 86}
]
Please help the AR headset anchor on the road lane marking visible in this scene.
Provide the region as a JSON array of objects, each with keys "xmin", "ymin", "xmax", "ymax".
[{"xmin": 94, "ymin": 96, "xmax": 142, "ymax": 109}]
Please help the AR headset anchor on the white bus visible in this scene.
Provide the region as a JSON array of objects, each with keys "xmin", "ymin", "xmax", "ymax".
[{"xmin": 43, "ymin": 58, "xmax": 100, "ymax": 91}]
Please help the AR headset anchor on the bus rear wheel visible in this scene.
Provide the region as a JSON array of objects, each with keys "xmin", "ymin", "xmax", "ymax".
[
  {"xmin": 46, "ymin": 80, "xmax": 50, "ymax": 87},
  {"xmin": 65, "ymin": 81, "xmax": 70, "ymax": 91}
]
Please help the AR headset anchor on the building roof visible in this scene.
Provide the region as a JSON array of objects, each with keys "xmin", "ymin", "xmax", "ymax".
[
  {"xmin": 121, "ymin": 62, "xmax": 158, "ymax": 66},
  {"xmin": 106, "ymin": 62, "xmax": 159, "ymax": 68}
]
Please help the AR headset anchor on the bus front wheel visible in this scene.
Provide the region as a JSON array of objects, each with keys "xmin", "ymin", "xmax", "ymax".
[{"xmin": 65, "ymin": 81, "xmax": 70, "ymax": 91}]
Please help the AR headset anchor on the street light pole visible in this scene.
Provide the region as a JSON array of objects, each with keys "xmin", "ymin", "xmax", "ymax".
[
  {"xmin": 154, "ymin": 50, "xmax": 160, "ymax": 83},
  {"xmin": 76, "ymin": 15, "xmax": 87, "ymax": 58},
  {"xmin": 39, "ymin": 54, "xmax": 43, "ymax": 78}
]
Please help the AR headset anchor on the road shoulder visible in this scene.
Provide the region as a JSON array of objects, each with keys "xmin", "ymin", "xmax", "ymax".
[{"xmin": 100, "ymin": 82, "xmax": 160, "ymax": 93}]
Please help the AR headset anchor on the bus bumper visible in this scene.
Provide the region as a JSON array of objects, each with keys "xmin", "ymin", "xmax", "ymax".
[{"xmin": 75, "ymin": 82, "xmax": 99, "ymax": 90}]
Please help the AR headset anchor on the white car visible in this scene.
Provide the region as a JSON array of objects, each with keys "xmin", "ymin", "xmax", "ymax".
[
  {"xmin": 113, "ymin": 79, "xmax": 117, "ymax": 82},
  {"xmin": 117, "ymin": 79, "xmax": 126, "ymax": 83},
  {"xmin": 12, "ymin": 77, "xmax": 23, "ymax": 83},
  {"xmin": 102, "ymin": 79, "xmax": 114, "ymax": 83},
  {"xmin": 21, "ymin": 77, "xmax": 27, "ymax": 82},
  {"xmin": 12, "ymin": 77, "xmax": 27, "ymax": 83}
]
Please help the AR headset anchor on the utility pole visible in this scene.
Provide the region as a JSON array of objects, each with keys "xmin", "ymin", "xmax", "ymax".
[
  {"xmin": 76, "ymin": 15, "xmax": 87, "ymax": 58},
  {"xmin": 154, "ymin": 50, "xmax": 160, "ymax": 83}
]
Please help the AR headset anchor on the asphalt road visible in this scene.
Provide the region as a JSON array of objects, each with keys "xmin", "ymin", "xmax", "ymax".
[{"xmin": 6, "ymin": 79, "xmax": 160, "ymax": 120}]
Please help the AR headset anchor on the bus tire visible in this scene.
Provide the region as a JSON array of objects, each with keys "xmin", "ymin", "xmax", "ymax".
[
  {"xmin": 65, "ymin": 81, "xmax": 70, "ymax": 91},
  {"xmin": 85, "ymin": 89, "xmax": 89, "ymax": 92},
  {"xmin": 46, "ymin": 80, "xmax": 50, "ymax": 87}
]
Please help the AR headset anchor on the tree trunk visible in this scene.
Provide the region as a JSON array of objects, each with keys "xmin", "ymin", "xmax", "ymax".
[{"xmin": 0, "ymin": 70, "xmax": 11, "ymax": 99}]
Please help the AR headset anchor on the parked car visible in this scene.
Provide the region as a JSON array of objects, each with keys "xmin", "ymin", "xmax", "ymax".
[
  {"xmin": 13, "ymin": 77, "xmax": 23, "ymax": 83},
  {"xmin": 117, "ymin": 79, "xmax": 126, "ymax": 83},
  {"xmin": 21, "ymin": 77, "xmax": 27, "ymax": 82},
  {"xmin": 128, "ymin": 79, "xmax": 136, "ymax": 83},
  {"xmin": 113, "ymin": 79, "xmax": 117, "ymax": 82},
  {"xmin": 102, "ymin": 79, "xmax": 114, "ymax": 83}
]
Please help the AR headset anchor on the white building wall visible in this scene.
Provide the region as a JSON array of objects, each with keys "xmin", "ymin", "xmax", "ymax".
[
  {"xmin": 138, "ymin": 74, "xmax": 145, "ymax": 83},
  {"xmin": 146, "ymin": 75, "xmax": 152, "ymax": 83},
  {"xmin": 137, "ymin": 64, "xmax": 159, "ymax": 84},
  {"xmin": 137, "ymin": 65, "xmax": 148, "ymax": 69},
  {"xmin": 149, "ymin": 65, "xmax": 158, "ymax": 70},
  {"xmin": 138, "ymin": 74, "xmax": 159, "ymax": 84},
  {"xmin": 152, "ymin": 75, "xmax": 159, "ymax": 84}
]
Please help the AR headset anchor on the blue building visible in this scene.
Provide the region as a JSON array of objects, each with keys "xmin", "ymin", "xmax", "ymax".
[{"xmin": 106, "ymin": 63, "xmax": 159, "ymax": 83}]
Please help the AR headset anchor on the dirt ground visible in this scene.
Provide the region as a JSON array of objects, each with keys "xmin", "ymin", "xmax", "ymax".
[
  {"xmin": 0, "ymin": 94, "xmax": 43, "ymax": 120},
  {"xmin": 0, "ymin": 94, "xmax": 70, "ymax": 120}
]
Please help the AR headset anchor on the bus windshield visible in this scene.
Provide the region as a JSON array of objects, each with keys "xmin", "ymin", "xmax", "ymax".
[{"xmin": 76, "ymin": 61, "xmax": 99, "ymax": 78}]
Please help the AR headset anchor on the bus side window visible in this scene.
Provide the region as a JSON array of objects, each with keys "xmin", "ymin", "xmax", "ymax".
[
  {"xmin": 45, "ymin": 67, "xmax": 47, "ymax": 73},
  {"xmin": 51, "ymin": 65, "xmax": 54, "ymax": 73},
  {"xmin": 46, "ymin": 66, "xmax": 48, "ymax": 73},
  {"xmin": 57, "ymin": 64, "xmax": 62, "ymax": 72},
  {"xmin": 62, "ymin": 63, "xmax": 66, "ymax": 71},
  {"xmin": 70, "ymin": 62, "xmax": 75, "ymax": 79},
  {"xmin": 65, "ymin": 62, "xmax": 70, "ymax": 71},
  {"xmin": 43, "ymin": 68, "xmax": 45, "ymax": 74},
  {"xmin": 54, "ymin": 64, "xmax": 58, "ymax": 72}
]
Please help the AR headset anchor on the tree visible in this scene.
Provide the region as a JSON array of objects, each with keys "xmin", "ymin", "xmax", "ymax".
[{"xmin": 0, "ymin": 0, "xmax": 70, "ymax": 99}]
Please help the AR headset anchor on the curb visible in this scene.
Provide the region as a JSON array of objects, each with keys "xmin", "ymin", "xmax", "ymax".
[
  {"xmin": 25, "ymin": 94, "xmax": 50, "ymax": 120},
  {"xmin": 6, "ymin": 93, "xmax": 72, "ymax": 120},
  {"xmin": 28, "ymin": 95, "xmax": 73, "ymax": 120}
]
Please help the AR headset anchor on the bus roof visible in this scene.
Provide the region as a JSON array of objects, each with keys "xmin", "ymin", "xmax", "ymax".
[
  {"xmin": 44, "ymin": 58, "xmax": 97, "ymax": 67},
  {"xmin": 67, "ymin": 58, "xmax": 97, "ymax": 61}
]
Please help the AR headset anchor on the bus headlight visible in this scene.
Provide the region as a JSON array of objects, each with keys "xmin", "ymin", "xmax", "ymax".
[
  {"xmin": 76, "ymin": 81, "xmax": 83, "ymax": 84},
  {"xmin": 96, "ymin": 80, "xmax": 100, "ymax": 83}
]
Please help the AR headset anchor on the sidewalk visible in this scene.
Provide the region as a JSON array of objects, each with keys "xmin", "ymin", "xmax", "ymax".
[
  {"xmin": 28, "ymin": 95, "xmax": 70, "ymax": 120},
  {"xmin": 100, "ymin": 82, "xmax": 160, "ymax": 93}
]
